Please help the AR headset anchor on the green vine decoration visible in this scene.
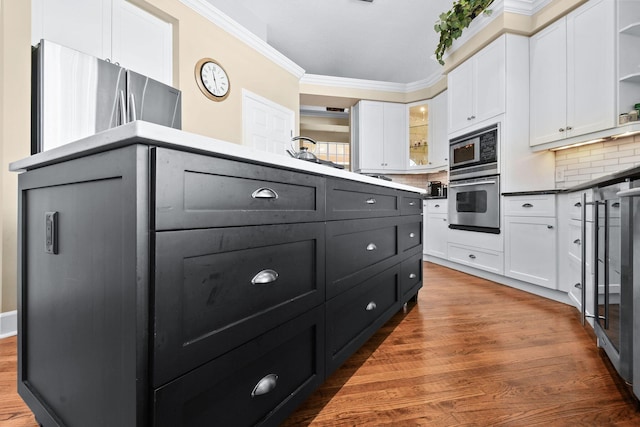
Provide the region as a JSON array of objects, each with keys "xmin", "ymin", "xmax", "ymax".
[{"xmin": 434, "ymin": 0, "xmax": 494, "ymax": 65}]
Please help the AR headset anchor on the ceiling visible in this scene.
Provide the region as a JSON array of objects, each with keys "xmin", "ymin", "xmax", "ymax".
[{"xmin": 205, "ymin": 0, "xmax": 456, "ymax": 84}]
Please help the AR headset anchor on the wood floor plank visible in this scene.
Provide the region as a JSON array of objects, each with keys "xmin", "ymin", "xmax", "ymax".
[{"xmin": 2, "ymin": 262, "xmax": 639, "ymax": 426}]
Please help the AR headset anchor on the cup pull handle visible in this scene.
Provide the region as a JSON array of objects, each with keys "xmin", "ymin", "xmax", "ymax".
[
  {"xmin": 409, "ymin": 201, "xmax": 416, "ymax": 206},
  {"xmin": 409, "ymin": 232, "xmax": 416, "ymax": 238},
  {"xmin": 366, "ymin": 198, "xmax": 377, "ymax": 204},
  {"xmin": 574, "ymin": 202, "xmax": 582, "ymax": 207},
  {"xmin": 252, "ymin": 187, "xmax": 279, "ymax": 199},
  {"xmin": 434, "ymin": 204, "xmax": 440, "ymax": 208},
  {"xmin": 365, "ymin": 301, "xmax": 377, "ymax": 311},
  {"xmin": 251, "ymin": 269, "xmax": 279, "ymax": 285},
  {"xmin": 522, "ymin": 203, "xmax": 533, "ymax": 208},
  {"xmin": 469, "ymin": 254, "xmax": 476, "ymax": 259},
  {"xmin": 409, "ymin": 273, "xmax": 417, "ymax": 279},
  {"xmin": 573, "ymin": 239, "xmax": 581, "ymax": 245},
  {"xmin": 366, "ymin": 243, "xmax": 377, "ymax": 251},
  {"xmin": 251, "ymin": 374, "xmax": 278, "ymax": 397}
]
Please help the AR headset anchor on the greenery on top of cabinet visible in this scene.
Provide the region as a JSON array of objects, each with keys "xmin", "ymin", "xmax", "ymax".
[{"xmin": 434, "ymin": 0, "xmax": 494, "ymax": 65}]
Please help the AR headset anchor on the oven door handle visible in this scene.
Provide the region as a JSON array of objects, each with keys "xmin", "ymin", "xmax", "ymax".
[{"xmin": 449, "ymin": 180, "xmax": 497, "ymax": 188}]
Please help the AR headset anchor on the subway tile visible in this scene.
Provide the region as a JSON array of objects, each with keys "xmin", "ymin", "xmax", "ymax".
[{"xmin": 591, "ymin": 158, "xmax": 620, "ymax": 167}]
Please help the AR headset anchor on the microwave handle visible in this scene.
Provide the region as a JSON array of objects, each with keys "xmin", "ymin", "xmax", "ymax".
[{"xmin": 449, "ymin": 180, "xmax": 497, "ymax": 188}]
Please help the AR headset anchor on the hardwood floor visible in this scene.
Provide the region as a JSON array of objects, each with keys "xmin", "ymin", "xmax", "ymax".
[{"xmin": 2, "ymin": 262, "xmax": 639, "ymax": 426}]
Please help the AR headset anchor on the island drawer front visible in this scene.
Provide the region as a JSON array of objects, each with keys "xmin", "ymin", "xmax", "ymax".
[
  {"xmin": 326, "ymin": 216, "xmax": 406, "ymax": 299},
  {"xmin": 400, "ymin": 251, "xmax": 423, "ymax": 300},
  {"xmin": 153, "ymin": 223, "xmax": 325, "ymax": 387},
  {"xmin": 401, "ymin": 194, "xmax": 423, "ymax": 215},
  {"xmin": 152, "ymin": 147, "xmax": 326, "ymax": 230},
  {"xmin": 326, "ymin": 178, "xmax": 401, "ymax": 220},
  {"xmin": 399, "ymin": 218, "xmax": 423, "ymax": 253},
  {"xmin": 325, "ymin": 264, "xmax": 401, "ymax": 375},
  {"xmin": 154, "ymin": 306, "xmax": 325, "ymax": 427}
]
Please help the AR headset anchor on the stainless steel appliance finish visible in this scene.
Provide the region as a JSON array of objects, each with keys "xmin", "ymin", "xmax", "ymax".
[
  {"xmin": 448, "ymin": 174, "xmax": 500, "ymax": 234},
  {"xmin": 449, "ymin": 124, "xmax": 499, "ymax": 180},
  {"xmin": 593, "ymin": 180, "xmax": 633, "ymax": 383},
  {"xmin": 615, "ymin": 182, "xmax": 640, "ymax": 399},
  {"xmin": 32, "ymin": 40, "xmax": 181, "ymax": 153}
]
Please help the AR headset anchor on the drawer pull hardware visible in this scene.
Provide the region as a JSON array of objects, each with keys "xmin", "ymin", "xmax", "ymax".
[
  {"xmin": 409, "ymin": 232, "xmax": 416, "ymax": 238},
  {"xmin": 574, "ymin": 283, "xmax": 582, "ymax": 289},
  {"xmin": 251, "ymin": 187, "xmax": 279, "ymax": 200},
  {"xmin": 547, "ymin": 225, "xmax": 553, "ymax": 229},
  {"xmin": 365, "ymin": 301, "xmax": 377, "ymax": 311},
  {"xmin": 573, "ymin": 238, "xmax": 581, "ymax": 245},
  {"xmin": 409, "ymin": 201, "xmax": 416, "ymax": 206},
  {"xmin": 366, "ymin": 198, "xmax": 377, "ymax": 205},
  {"xmin": 409, "ymin": 273, "xmax": 417, "ymax": 279},
  {"xmin": 366, "ymin": 243, "xmax": 377, "ymax": 251},
  {"xmin": 251, "ymin": 374, "xmax": 278, "ymax": 397},
  {"xmin": 251, "ymin": 269, "xmax": 279, "ymax": 285},
  {"xmin": 522, "ymin": 203, "xmax": 533, "ymax": 208},
  {"xmin": 468, "ymin": 254, "xmax": 476, "ymax": 259},
  {"xmin": 612, "ymin": 202, "xmax": 620, "ymax": 208},
  {"xmin": 574, "ymin": 202, "xmax": 582, "ymax": 208},
  {"xmin": 434, "ymin": 204, "xmax": 440, "ymax": 208}
]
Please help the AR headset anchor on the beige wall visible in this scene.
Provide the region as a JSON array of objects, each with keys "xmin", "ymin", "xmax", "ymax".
[
  {"xmin": 0, "ymin": 0, "xmax": 302, "ymax": 314},
  {"xmin": 1, "ymin": 0, "xmax": 31, "ymax": 313}
]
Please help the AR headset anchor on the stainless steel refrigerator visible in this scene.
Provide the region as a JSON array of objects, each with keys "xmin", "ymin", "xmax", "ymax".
[{"xmin": 32, "ymin": 39, "xmax": 181, "ymax": 153}]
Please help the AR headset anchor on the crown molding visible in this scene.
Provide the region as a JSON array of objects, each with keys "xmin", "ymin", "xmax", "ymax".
[
  {"xmin": 301, "ymin": 72, "xmax": 444, "ymax": 95},
  {"xmin": 180, "ymin": 0, "xmax": 305, "ymax": 79}
]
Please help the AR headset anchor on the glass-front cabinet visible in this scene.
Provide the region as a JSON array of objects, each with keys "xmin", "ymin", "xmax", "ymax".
[{"xmin": 408, "ymin": 102, "xmax": 429, "ymax": 167}]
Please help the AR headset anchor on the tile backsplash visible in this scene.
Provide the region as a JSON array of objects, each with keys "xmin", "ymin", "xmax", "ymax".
[
  {"xmin": 387, "ymin": 171, "xmax": 448, "ymax": 189},
  {"xmin": 554, "ymin": 134, "xmax": 640, "ymax": 189}
]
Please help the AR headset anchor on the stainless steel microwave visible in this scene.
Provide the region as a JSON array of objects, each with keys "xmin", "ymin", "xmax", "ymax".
[{"xmin": 449, "ymin": 124, "xmax": 498, "ymax": 180}]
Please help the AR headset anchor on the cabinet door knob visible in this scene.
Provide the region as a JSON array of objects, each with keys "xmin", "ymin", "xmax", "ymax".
[
  {"xmin": 251, "ymin": 269, "xmax": 279, "ymax": 285},
  {"xmin": 251, "ymin": 374, "xmax": 278, "ymax": 397},
  {"xmin": 251, "ymin": 187, "xmax": 279, "ymax": 200},
  {"xmin": 468, "ymin": 254, "xmax": 476, "ymax": 259},
  {"xmin": 365, "ymin": 301, "xmax": 377, "ymax": 311},
  {"xmin": 522, "ymin": 203, "xmax": 533, "ymax": 208},
  {"xmin": 366, "ymin": 243, "xmax": 377, "ymax": 251},
  {"xmin": 559, "ymin": 128, "xmax": 565, "ymax": 132},
  {"xmin": 566, "ymin": 126, "xmax": 573, "ymax": 131},
  {"xmin": 409, "ymin": 232, "xmax": 416, "ymax": 238},
  {"xmin": 366, "ymin": 198, "xmax": 377, "ymax": 205},
  {"xmin": 409, "ymin": 273, "xmax": 417, "ymax": 279}
]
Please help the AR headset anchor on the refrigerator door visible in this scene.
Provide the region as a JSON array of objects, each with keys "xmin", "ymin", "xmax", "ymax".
[
  {"xmin": 33, "ymin": 40, "xmax": 126, "ymax": 153},
  {"xmin": 127, "ymin": 70, "xmax": 181, "ymax": 130}
]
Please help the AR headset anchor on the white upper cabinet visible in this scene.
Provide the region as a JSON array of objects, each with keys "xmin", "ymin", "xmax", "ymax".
[
  {"xmin": 32, "ymin": 0, "xmax": 173, "ymax": 85},
  {"xmin": 352, "ymin": 100, "xmax": 407, "ymax": 173},
  {"xmin": 429, "ymin": 91, "xmax": 449, "ymax": 169},
  {"xmin": 407, "ymin": 91, "xmax": 447, "ymax": 171},
  {"xmin": 448, "ymin": 36, "xmax": 505, "ymax": 134},
  {"xmin": 529, "ymin": 0, "xmax": 615, "ymax": 147}
]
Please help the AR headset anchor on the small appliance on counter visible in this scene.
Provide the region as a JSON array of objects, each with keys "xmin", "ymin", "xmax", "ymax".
[
  {"xmin": 32, "ymin": 39, "xmax": 182, "ymax": 154},
  {"xmin": 428, "ymin": 181, "xmax": 447, "ymax": 197}
]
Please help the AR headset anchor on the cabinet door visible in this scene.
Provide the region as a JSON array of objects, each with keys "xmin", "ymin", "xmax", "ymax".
[
  {"xmin": 530, "ymin": 18, "xmax": 568, "ymax": 146},
  {"xmin": 111, "ymin": 0, "xmax": 173, "ymax": 85},
  {"xmin": 31, "ymin": 0, "xmax": 111, "ymax": 59},
  {"xmin": 425, "ymin": 213, "xmax": 448, "ymax": 258},
  {"xmin": 448, "ymin": 60, "xmax": 474, "ymax": 134},
  {"xmin": 358, "ymin": 101, "xmax": 385, "ymax": 170},
  {"xmin": 566, "ymin": 0, "xmax": 615, "ymax": 138},
  {"xmin": 428, "ymin": 91, "xmax": 449, "ymax": 168},
  {"xmin": 474, "ymin": 36, "xmax": 505, "ymax": 124},
  {"xmin": 504, "ymin": 216, "xmax": 558, "ymax": 289},
  {"xmin": 382, "ymin": 102, "xmax": 407, "ymax": 170}
]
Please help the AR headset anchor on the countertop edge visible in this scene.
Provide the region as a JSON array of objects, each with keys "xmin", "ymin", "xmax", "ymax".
[{"xmin": 10, "ymin": 121, "xmax": 426, "ymax": 194}]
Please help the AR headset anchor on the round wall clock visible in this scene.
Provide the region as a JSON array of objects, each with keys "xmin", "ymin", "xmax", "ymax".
[{"xmin": 195, "ymin": 58, "xmax": 230, "ymax": 101}]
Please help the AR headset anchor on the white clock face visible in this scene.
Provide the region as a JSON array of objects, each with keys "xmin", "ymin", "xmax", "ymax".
[{"xmin": 201, "ymin": 61, "xmax": 229, "ymax": 97}]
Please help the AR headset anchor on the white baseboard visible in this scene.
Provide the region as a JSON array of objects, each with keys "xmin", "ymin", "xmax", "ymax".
[{"xmin": 0, "ymin": 310, "xmax": 17, "ymax": 339}]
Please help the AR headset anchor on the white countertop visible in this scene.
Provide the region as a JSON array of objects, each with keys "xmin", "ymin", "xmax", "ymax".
[{"xmin": 10, "ymin": 121, "xmax": 425, "ymax": 194}]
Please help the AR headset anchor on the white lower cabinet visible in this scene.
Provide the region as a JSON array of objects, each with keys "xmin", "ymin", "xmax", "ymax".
[
  {"xmin": 504, "ymin": 216, "xmax": 558, "ymax": 289},
  {"xmin": 448, "ymin": 243, "xmax": 504, "ymax": 274},
  {"xmin": 504, "ymin": 194, "xmax": 558, "ymax": 289},
  {"xmin": 423, "ymin": 200, "xmax": 448, "ymax": 258}
]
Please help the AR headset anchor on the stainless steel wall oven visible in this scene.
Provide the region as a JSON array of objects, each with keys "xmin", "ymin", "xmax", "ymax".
[{"xmin": 448, "ymin": 124, "xmax": 500, "ymax": 234}]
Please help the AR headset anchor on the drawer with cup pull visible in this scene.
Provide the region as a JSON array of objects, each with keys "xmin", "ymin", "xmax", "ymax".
[
  {"xmin": 152, "ymin": 147, "xmax": 326, "ymax": 230},
  {"xmin": 425, "ymin": 199, "xmax": 448, "ymax": 213},
  {"xmin": 399, "ymin": 220, "xmax": 423, "ymax": 253},
  {"xmin": 401, "ymin": 194, "xmax": 423, "ymax": 215},
  {"xmin": 325, "ymin": 264, "xmax": 401, "ymax": 375},
  {"xmin": 326, "ymin": 216, "xmax": 415, "ymax": 298},
  {"xmin": 400, "ymin": 251, "xmax": 423, "ymax": 301},
  {"xmin": 153, "ymin": 223, "xmax": 325, "ymax": 386},
  {"xmin": 326, "ymin": 177, "xmax": 401, "ymax": 220},
  {"xmin": 154, "ymin": 306, "xmax": 325, "ymax": 427},
  {"xmin": 504, "ymin": 194, "xmax": 556, "ymax": 217}
]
